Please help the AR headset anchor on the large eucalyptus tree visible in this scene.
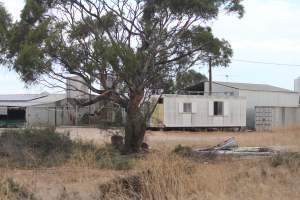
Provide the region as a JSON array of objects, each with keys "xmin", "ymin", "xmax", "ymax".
[{"xmin": 0, "ymin": 0, "xmax": 244, "ymax": 153}]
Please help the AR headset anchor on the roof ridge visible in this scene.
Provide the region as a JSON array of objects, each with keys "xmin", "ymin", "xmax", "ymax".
[{"xmin": 213, "ymin": 81, "xmax": 294, "ymax": 93}]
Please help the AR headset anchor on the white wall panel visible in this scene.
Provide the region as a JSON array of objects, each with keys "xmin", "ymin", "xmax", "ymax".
[{"xmin": 163, "ymin": 95, "xmax": 246, "ymax": 128}]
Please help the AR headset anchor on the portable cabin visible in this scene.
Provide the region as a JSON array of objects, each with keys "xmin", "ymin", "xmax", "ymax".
[{"xmin": 149, "ymin": 94, "xmax": 246, "ymax": 129}]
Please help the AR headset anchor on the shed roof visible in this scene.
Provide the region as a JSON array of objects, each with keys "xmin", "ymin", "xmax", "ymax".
[
  {"xmin": 27, "ymin": 94, "xmax": 66, "ymax": 106},
  {"xmin": 0, "ymin": 94, "xmax": 48, "ymax": 102},
  {"xmin": 215, "ymin": 81, "xmax": 295, "ymax": 93},
  {"xmin": 0, "ymin": 94, "xmax": 66, "ymax": 107}
]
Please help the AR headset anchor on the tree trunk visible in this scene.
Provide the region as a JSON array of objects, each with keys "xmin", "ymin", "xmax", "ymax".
[{"xmin": 124, "ymin": 89, "xmax": 146, "ymax": 154}]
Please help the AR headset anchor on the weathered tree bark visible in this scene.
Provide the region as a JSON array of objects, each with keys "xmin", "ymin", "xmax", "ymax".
[{"xmin": 124, "ymin": 89, "xmax": 146, "ymax": 154}]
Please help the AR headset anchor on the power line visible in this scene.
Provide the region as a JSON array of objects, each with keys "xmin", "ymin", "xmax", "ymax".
[{"xmin": 233, "ymin": 59, "xmax": 300, "ymax": 67}]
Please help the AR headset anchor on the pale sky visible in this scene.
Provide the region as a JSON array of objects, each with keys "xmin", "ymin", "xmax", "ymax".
[{"xmin": 1, "ymin": 0, "xmax": 300, "ymax": 94}]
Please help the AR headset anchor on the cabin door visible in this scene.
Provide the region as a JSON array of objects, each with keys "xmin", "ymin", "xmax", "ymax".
[{"xmin": 182, "ymin": 114, "xmax": 192, "ymax": 126}]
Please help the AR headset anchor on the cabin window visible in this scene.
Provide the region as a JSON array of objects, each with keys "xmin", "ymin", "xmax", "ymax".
[
  {"xmin": 183, "ymin": 103, "xmax": 192, "ymax": 113},
  {"xmin": 214, "ymin": 101, "xmax": 224, "ymax": 116}
]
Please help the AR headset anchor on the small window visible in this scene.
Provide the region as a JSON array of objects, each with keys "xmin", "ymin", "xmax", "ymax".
[
  {"xmin": 214, "ymin": 101, "xmax": 224, "ymax": 116},
  {"xmin": 183, "ymin": 103, "xmax": 192, "ymax": 113}
]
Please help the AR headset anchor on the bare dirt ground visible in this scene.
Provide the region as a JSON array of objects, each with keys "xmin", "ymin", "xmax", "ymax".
[{"xmin": 56, "ymin": 127, "xmax": 121, "ymax": 144}]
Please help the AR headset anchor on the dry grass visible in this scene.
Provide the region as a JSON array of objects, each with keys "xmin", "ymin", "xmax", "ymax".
[
  {"xmin": 147, "ymin": 125, "xmax": 300, "ymax": 151},
  {"xmin": 98, "ymin": 151, "xmax": 300, "ymax": 200},
  {"xmin": 1, "ymin": 126, "xmax": 300, "ymax": 199}
]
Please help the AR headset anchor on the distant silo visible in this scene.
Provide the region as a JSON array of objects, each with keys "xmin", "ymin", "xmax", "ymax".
[
  {"xmin": 66, "ymin": 76, "xmax": 89, "ymax": 99},
  {"xmin": 295, "ymin": 77, "xmax": 300, "ymax": 93}
]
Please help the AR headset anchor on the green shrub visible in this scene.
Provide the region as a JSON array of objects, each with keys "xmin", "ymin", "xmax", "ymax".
[
  {"xmin": 173, "ymin": 145, "xmax": 194, "ymax": 157},
  {"xmin": 0, "ymin": 128, "xmax": 72, "ymax": 168},
  {"xmin": 0, "ymin": 178, "xmax": 37, "ymax": 200},
  {"xmin": 95, "ymin": 145, "xmax": 135, "ymax": 170},
  {"xmin": 271, "ymin": 152, "xmax": 300, "ymax": 168},
  {"xmin": 70, "ymin": 142, "xmax": 135, "ymax": 170},
  {"xmin": 0, "ymin": 128, "xmax": 135, "ymax": 170}
]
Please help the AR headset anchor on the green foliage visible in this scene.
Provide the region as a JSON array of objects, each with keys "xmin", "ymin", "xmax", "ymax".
[
  {"xmin": 0, "ymin": 0, "xmax": 244, "ymax": 83},
  {"xmin": 25, "ymin": 18, "xmax": 50, "ymax": 44},
  {"xmin": 0, "ymin": 128, "xmax": 135, "ymax": 170},
  {"xmin": 173, "ymin": 144, "xmax": 195, "ymax": 157},
  {"xmin": 144, "ymin": 0, "xmax": 244, "ymax": 20},
  {"xmin": 0, "ymin": 3, "xmax": 11, "ymax": 62},
  {"xmin": 95, "ymin": 144, "xmax": 135, "ymax": 170},
  {"xmin": 154, "ymin": 77, "xmax": 176, "ymax": 94},
  {"xmin": 270, "ymin": 153, "xmax": 300, "ymax": 168},
  {"xmin": 0, "ymin": 178, "xmax": 37, "ymax": 200},
  {"xmin": 176, "ymin": 69, "xmax": 207, "ymax": 90},
  {"xmin": 21, "ymin": 0, "xmax": 46, "ymax": 25},
  {"xmin": 15, "ymin": 43, "xmax": 49, "ymax": 82},
  {"xmin": 0, "ymin": 128, "xmax": 72, "ymax": 168},
  {"xmin": 71, "ymin": 142, "xmax": 135, "ymax": 170},
  {"xmin": 0, "ymin": 3, "xmax": 11, "ymax": 35}
]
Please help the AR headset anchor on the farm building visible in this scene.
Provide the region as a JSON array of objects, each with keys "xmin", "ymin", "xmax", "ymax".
[
  {"xmin": 149, "ymin": 94, "xmax": 247, "ymax": 129},
  {"xmin": 0, "ymin": 76, "xmax": 125, "ymax": 128},
  {"xmin": 0, "ymin": 93, "xmax": 94, "ymax": 127},
  {"xmin": 0, "ymin": 93, "xmax": 121, "ymax": 128},
  {"xmin": 185, "ymin": 81, "xmax": 300, "ymax": 129},
  {"xmin": 255, "ymin": 77, "xmax": 300, "ymax": 130}
]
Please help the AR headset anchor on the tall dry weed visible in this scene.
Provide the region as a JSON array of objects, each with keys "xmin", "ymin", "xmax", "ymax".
[{"xmin": 99, "ymin": 152, "xmax": 202, "ymax": 200}]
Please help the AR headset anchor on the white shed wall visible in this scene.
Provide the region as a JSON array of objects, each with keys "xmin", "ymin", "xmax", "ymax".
[
  {"xmin": 26, "ymin": 99, "xmax": 101, "ymax": 127},
  {"xmin": 255, "ymin": 106, "xmax": 300, "ymax": 131},
  {"xmin": 26, "ymin": 106, "xmax": 77, "ymax": 127},
  {"xmin": 239, "ymin": 90, "xmax": 299, "ymax": 108},
  {"xmin": 163, "ymin": 95, "xmax": 246, "ymax": 128},
  {"xmin": 239, "ymin": 90, "xmax": 299, "ymax": 128}
]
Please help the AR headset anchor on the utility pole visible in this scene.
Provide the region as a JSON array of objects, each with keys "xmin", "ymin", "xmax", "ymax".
[{"xmin": 208, "ymin": 57, "xmax": 212, "ymax": 96}]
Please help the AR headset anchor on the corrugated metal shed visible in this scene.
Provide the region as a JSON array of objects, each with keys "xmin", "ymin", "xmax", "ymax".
[
  {"xmin": 186, "ymin": 81, "xmax": 296, "ymax": 93},
  {"xmin": 215, "ymin": 82, "xmax": 296, "ymax": 93},
  {"xmin": 0, "ymin": 94, "xmax": 66, "ymax": 107},
  {"xmin": 0, "ymin": 94, "xmax": 48, "ymax": 102},
  {"xmin": 27, "ymin": 94, "xmax": 66, "ymax": 106}
]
